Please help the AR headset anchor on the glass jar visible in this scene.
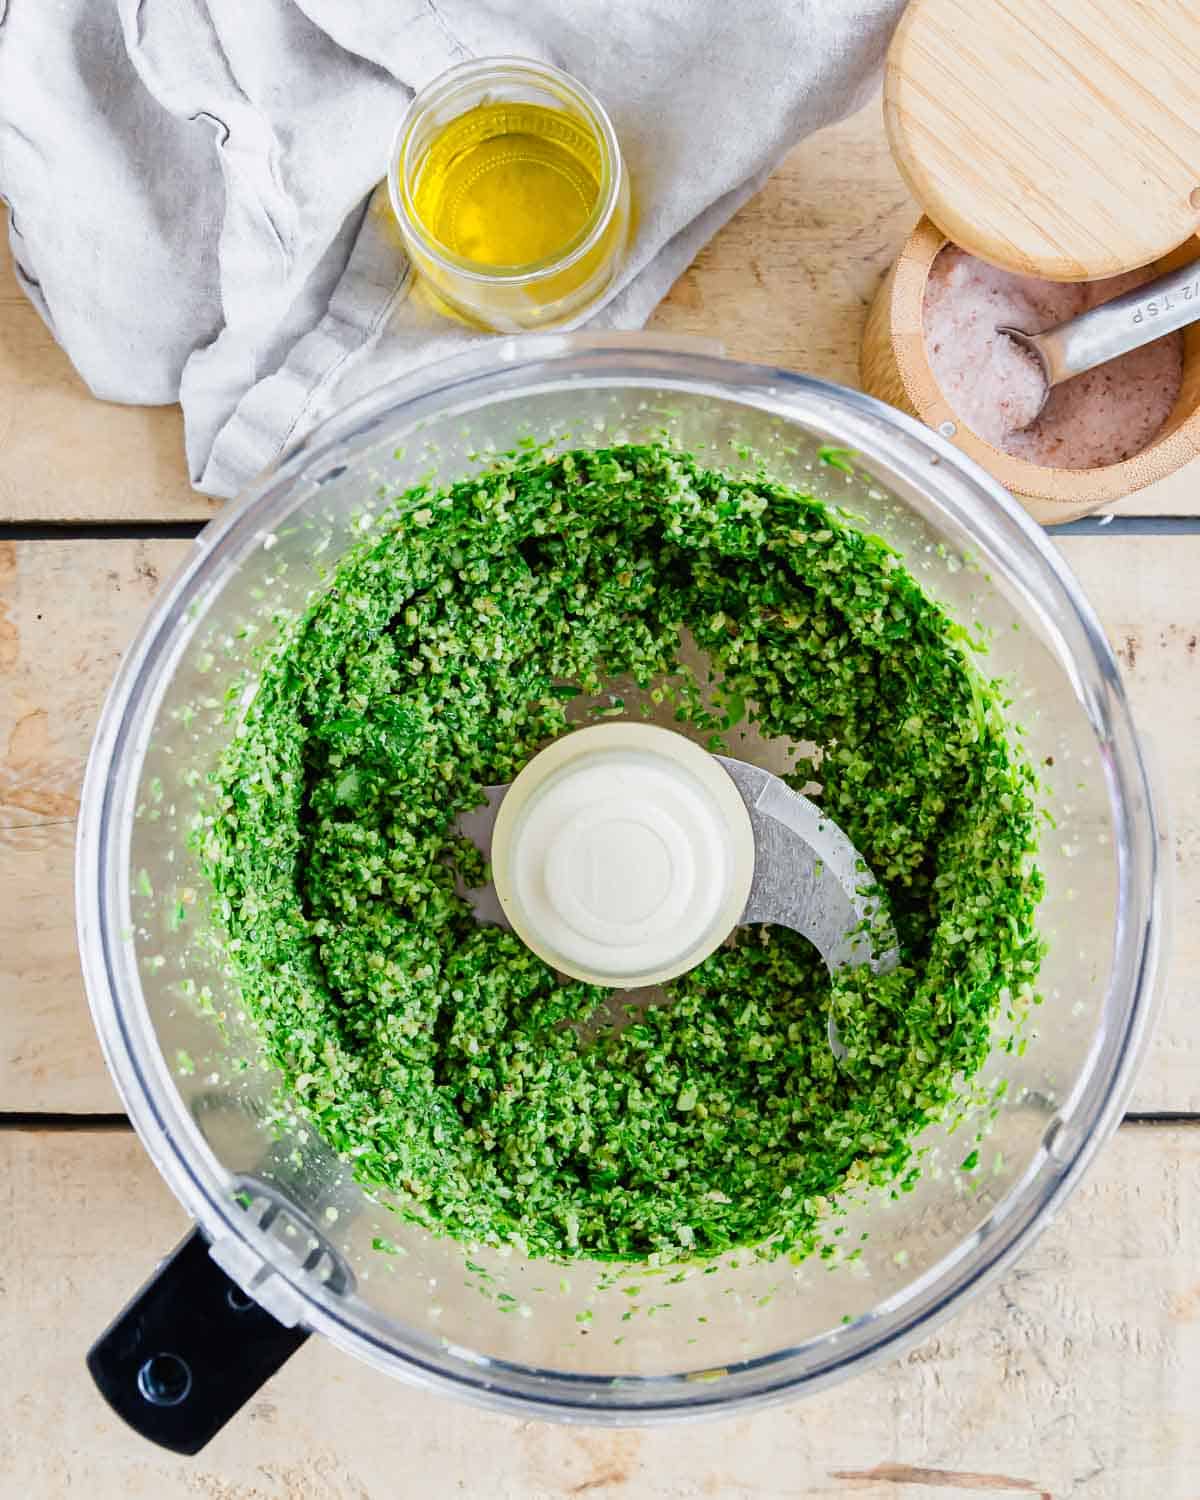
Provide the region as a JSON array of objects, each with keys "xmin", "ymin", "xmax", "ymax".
[{"xmin": 388, "ymin": 57, "xmax": 632, "ymax": 331}]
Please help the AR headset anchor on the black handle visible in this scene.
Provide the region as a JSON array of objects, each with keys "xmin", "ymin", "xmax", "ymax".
[{"xmin": 86, "ymin": 1227, "xmax": 310, "ymax": 1455}]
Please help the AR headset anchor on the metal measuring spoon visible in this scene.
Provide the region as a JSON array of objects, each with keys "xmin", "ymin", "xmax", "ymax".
[
  {"xmin": 997, "ymin": 256, "xmax": 1200, "ymax": 426},
  {"xmin": 455, "ymin": 753, "xmax": 898, "ymax": 1063}
]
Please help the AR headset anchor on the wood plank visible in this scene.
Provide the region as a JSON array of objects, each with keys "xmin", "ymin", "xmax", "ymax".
[
  {"xmin": 4, "ymin": 103, "xmax": 1197, "ymax": 525},
  {"xmin": 652, "ymin": 105, "xmax": 920, "ymax": 398},
  {"xmin": 1056, "ymin": 535, "xmax": 1200, "ymax": 1109},
  {"xmin": 1, "ymin": 533, "xmax": 1196, "ymax": 1114},
  {"xmin": 0, "ymin": 538, "xmax": 192, "ymax": 1111},
  {"xmin": 0, "ymin": 238, "xmax": 215, "ymax": 525},
  {"xmin": 1, "ymin": 1123, "xmax": 1193, "ymax": 1498}
]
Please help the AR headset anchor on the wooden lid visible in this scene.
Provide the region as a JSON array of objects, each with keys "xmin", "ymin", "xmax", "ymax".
[{"xmin": 885, "ymin": 0, "xmax": 1200, "ymax": 281}]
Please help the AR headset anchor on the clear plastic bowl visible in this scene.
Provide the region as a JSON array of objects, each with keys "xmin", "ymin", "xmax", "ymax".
[{"xmin": 77, "ymin": 335, "xmax": 1163, "ymax": 1425}]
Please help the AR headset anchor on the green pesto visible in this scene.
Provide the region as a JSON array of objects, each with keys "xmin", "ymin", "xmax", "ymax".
[{"xmin": 199, "ymin": 444, "xmax": 1043, "ymax": 1264}]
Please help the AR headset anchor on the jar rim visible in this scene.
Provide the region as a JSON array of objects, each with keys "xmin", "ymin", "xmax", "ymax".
[{"xmin": 388, "ymin": 56, "xmax": 624, "ymax": 285}]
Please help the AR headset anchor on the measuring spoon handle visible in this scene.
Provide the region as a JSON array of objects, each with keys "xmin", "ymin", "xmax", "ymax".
[{"xmin": 1028, "ymin": 257, "xmax": 1200, "ymax": 387}]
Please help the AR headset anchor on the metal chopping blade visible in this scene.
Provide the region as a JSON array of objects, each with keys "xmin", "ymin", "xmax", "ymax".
[{"xmin": 454, "ymin": 753, "xmax": 898, "ymax": 978}]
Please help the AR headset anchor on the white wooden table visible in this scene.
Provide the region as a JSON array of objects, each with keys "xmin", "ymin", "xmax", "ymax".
[{"xmin": 2, "ymin": 102, "xmax": 1197, "ymax": 1500}]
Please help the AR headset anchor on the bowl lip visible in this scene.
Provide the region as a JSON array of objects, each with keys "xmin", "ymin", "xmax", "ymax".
[
  {"xmin": 75, "ymin": 336, "xmax": 1164, "ymax": 1421},
  {"xmin": 882, "ymin": 216, "xmax": 1200, "ymax": 506}
]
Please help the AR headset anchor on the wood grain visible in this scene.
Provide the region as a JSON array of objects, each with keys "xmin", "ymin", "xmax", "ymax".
[
  {"xmin": 651, "ymin": 109, "xmax": 918, "ymax": 395},
  {"xmin": 0, "ymin": 239, "xmax": 215, "ymax": 525},
  {"xmin": 1063, "ymin": 536, "xmax": 1200, "ymax": 1109},
  {"xmin": 1, "ymin": 532, "xmax": 1197, "ymax": 1115},
  {"xmin": 0, "ymin": 538, "xmax": 191, "ymax": 1112},
  {"xmin": 885, "ymin": 0, "xmax": 1200, "ymax": 282},
  {"xmin": 2, "ymin": 1123, "xmax": 1195, "ymax": 1499}
]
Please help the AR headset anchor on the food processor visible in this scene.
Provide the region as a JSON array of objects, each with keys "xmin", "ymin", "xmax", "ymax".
[{"xmin": 76, "ymin": 336, "xmax": 1163, "ymax": 1453}]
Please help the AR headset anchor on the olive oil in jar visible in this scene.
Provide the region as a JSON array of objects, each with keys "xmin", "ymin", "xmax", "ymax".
[
  {"xmin": 412, "ymin": 102, "xmax": 602, "ymax": 269},
  {"xmin": 390, "ymin": 59, "xmax": 631, "ymax": 330}
]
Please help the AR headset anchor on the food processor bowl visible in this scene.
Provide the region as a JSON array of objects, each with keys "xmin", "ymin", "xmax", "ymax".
[{"xmin": 76, "ymin": 336, "xmax": 1163, "ymax": 1449}]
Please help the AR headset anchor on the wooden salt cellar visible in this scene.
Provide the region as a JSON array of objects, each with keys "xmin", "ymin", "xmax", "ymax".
[{"xmin": 860, "ymin": 0, "xmax": 1200, "ymax": 523}]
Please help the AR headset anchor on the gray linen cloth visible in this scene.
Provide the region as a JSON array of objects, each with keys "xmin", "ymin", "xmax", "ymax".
[{"xmin": 0, "ymin": 1, "xmax": 903, "ymax": 498}]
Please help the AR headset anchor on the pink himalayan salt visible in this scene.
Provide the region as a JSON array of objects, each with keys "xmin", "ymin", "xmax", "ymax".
[{"xmin": 922, "ymin": 246, "xmax": 1184, "ymax": 469}]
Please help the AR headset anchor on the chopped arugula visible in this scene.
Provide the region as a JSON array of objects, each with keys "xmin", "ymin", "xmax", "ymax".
[{"xmin": 198, "ymin": 445, "xmax": 1043, "ymax": 1264}]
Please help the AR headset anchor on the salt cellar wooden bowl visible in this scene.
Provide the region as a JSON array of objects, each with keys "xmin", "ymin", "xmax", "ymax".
[{"xmin": 861, "ymin": 219, "xmax": 1200, "ymax": 524}]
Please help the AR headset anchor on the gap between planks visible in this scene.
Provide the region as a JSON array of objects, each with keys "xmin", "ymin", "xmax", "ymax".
[
  {"xmin": 3, "ymin": 515, "xmax": 1200, "ymax": 545},
  {"xmin": 0, "ymin": 1111, "xmax": 131, "ymax": 1131},
  {"xmin": 1, "ymin": 1110, "xmax": 1195, "ymax": 1132},
  {"xmin": 0, "ymin": 521, "xmax": 206, "ymax": 542}
]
